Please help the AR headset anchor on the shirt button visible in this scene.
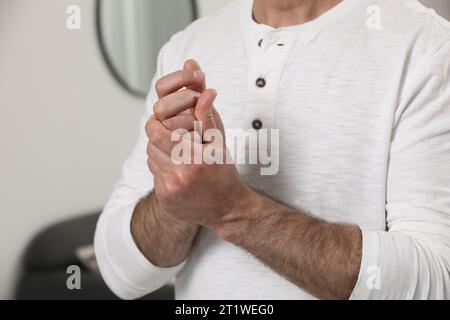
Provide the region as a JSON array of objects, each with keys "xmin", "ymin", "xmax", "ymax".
[
  {"xmin": 252, "ymin": 119, "xmax": 263, "ymax": 130},
  {"xmin": 256, "ymin": 78, "xmax": 266, "ymax": 88}
]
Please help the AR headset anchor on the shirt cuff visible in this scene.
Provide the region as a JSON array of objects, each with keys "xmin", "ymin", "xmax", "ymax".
[
  {"xmin": 349, "ymin": 229, "xmax": 417, "ymax": 300},
  {"xmin": 349, "ymin": 230, "xmax": 380, "ymax": 300},
  {"xmin": 94, "ymin": 202, "xmax": 186, "ymax": 300}
]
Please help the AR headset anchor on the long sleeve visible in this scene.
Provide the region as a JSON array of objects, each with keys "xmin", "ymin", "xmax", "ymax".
[
  {"xmin": 94, "ymin": 43, "xmax": 186, "ymax": 300},
  {"xmin": 351, "ymin": 40, "xmax": 450, "ymax": 299}
]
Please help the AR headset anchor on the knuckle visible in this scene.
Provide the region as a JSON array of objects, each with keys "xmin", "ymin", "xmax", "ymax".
[
  {"xmin": 181, "ymin": 70, "xmax": 194, "ymax": 84},
  {"xmin": 162, "ymin": 118, "xmax": 173, "ymax": 130},
  {"xmin": 145, "ymin": 121, "xmax": 152, "ymax": 137},
  {"xmin": 153, "ymin": 100, "xmax": 164, "ymax": 118},
  {"xmin": 146, "ymin": 158, "xmax": 154, "ymax": 172},
  {"xmin": 163, "ymin": 182, "xmax": 179, "ymax": 198},
  {"xmin": 149, "ymin": 130, "xmax": 162, "ymax": 145},
  {"xmin": 155, "ymin": 78, "xmax": 164, "ymax": 94},
  {"xmin": 171, "ymin": 168, "xmax": 190, "ymax": 189},
  {"xmin": 145, "ymin": 116, "xmax": 157, "ymax": 133},
  {"xmin": 171, "ymin": 170, "xmax": 184, "ymax": 187}
]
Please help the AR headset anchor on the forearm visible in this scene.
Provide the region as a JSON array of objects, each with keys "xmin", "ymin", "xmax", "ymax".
[
  {"xmin": 213, "ymin": 188, "xmax": 362, "ymax": 300},
  {"xmin": 131, "ymin": 192, "xmax": 199, "ymax": 267}
]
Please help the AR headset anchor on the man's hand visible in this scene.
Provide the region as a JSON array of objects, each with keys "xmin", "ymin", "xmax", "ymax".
[
  {"xmin": 130, "ymin": 60, "xmax": 214, "ymax": 268},
  {"xmin": 146, "ymin": 59, "xmax": 251, "ymax": 230}
]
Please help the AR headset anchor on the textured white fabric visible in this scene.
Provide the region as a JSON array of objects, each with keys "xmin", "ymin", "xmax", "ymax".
[{"xmin": 94, "ymin": 0, "xmax": 450, "ymax": 300}]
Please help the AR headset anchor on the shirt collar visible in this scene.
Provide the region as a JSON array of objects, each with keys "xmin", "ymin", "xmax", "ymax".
[{"xmin": 240, "ymin": 0, "xmax": 357, "ymax": 53}]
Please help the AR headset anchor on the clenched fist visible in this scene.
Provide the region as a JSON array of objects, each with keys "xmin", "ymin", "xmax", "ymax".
[{"xmin": 145, "ymin": 60, "xmax": 253, "ymax": 230}]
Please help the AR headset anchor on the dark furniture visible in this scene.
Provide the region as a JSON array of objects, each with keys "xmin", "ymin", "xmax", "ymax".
[{"xmin": 15, "ymin": 212, "xmax": 174, "ymax": 300}]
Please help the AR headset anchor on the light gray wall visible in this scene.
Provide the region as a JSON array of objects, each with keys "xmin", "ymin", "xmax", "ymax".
[
  {"xmin": 0, "ymin": 0, "xmax": 448, "ymax": 300},
  {"xmin": 0, "ymin": 0, "xmax": 145, "ymax": 299}
]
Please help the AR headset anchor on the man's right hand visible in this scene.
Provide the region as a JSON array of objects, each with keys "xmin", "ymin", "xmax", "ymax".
[{"xmin": 131, "ymin": 59, "xmax": 218, "ymax": 268}]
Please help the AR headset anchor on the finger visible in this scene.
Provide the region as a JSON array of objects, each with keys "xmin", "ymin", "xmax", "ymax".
[
  {"xmin": 184, "ymin": 59, "xmax": 206, "ymax": 93},
  {"xmin": 147, "ymin": 143, "xmax": 173, "ymax": 172},
  {"xmin": 153, "ymin": 175, "xmax": 164, "ymax": 194},
  {"xmin": 162, "ymin": 114, "xmax": 197, "ymax": 131},
  {"xmin": 154, "ymin": 89, "xmax": 201, "ymax": 121},
  {"xmin": 194, "ymin": 89, "xmax": 218, "ymax": 136},
  {"xmin": 147, "ymin": 151, "xmax": 166, "ymax": 176},
  {"xmin": 146, "ymin": 117, "xmax": 180, "ymax": 155},
  {"xmin": 147, "ymin": 143, "xmax": 172, "ymax": 178},
  {"xmin": 155, "ymin": 69, "xmax": 205, "ymax": 99},
  {"xmin": 180, "ymin": 109, "xmax": 194, "ymax": 115},
  {"xmin": 182, "ymin": 130, "xmax": 202, "ymax": 143},
  {"xmin": 182, "ymin": 60, "xmax": 204, "ymax": 116}
]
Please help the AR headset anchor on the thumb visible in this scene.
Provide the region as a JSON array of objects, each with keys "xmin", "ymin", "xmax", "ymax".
[{"xmin": 194, "ymin": 89, "xmax": 218, "ymax": 137}]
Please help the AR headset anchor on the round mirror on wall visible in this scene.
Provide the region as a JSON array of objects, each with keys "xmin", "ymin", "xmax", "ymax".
[{"xmin": 97, "ymin": 0, "xmax": 197, "ymax": 97}]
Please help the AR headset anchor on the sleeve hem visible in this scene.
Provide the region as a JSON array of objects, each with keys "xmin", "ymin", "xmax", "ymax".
[
  {"xmin": 94, "ymin": 202, "xmax": 186, "ymax": 299},
  {"xmin": 119, "ymin": 202, "xmax": 187, "ymax": 275},
  {"xmin": 349, "ymin": 230, "xmax": 380, "ymax": 300}
]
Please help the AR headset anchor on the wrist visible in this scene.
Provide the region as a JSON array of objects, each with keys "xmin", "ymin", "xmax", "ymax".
[
  {"xmin": 151, "ymin": 192, "xmax": 199, "ymax": 235},
  {"xmin": 133, "ymin": 192, "xmax": 198, "ymax": 267},
  {"xmin": 210, "ymin": 184, "xmax": 266, "ymax": 241}
]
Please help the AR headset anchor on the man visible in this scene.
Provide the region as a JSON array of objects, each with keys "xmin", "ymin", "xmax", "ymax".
[{"xmin": 94, "ymin": 0, "xmax": 450, "ymax": 299}]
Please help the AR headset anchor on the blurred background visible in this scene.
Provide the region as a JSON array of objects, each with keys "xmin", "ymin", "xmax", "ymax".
[{"xmin": 0, "ymin": 0, "xmax": 449, "ymax": 300}]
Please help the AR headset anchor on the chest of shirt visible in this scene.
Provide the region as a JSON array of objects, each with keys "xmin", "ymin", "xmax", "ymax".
[{"xmin": 199, "ymin": 31, "xmax": 407, "ymax": 140}]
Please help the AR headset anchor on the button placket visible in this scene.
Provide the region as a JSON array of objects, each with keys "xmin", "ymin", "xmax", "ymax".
[{"xmin": 245, "ymin": 33, "xmax": 296, "ymax": 131}]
